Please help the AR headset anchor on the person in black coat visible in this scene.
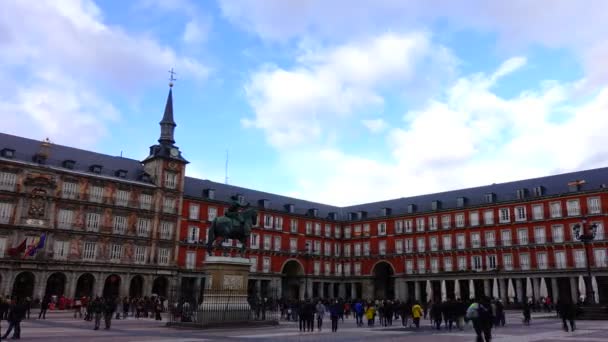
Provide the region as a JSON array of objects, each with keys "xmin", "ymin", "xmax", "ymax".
[
  {"xmin": 1, "ymin": 300, "xmax": 26, "ymax": 340},
  {"xmin": 38, "ymin": 296, "xmax": 50, "ymax": 320},
  {"xmin": 557, "ymin": 300, "xmax": 576, "ymax": 332}
]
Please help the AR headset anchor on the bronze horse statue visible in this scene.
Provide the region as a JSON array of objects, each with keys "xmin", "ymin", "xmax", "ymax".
[{"xmin": 206, "ymin": 207, "xmax": 257, "ymax": 256}]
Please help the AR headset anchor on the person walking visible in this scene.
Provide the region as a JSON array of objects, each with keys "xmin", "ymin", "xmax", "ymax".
[
  {"xmin": 365, "ymin": 304, "xmax": 376, "ymax": 327},
  {"xmin": 315, "ymin": 301, "xmax": 325, "ymax": 331},
  {"xmin": 73, "ymin": 297, "xmax": 82, "ymax": 319},
  {"xmin": 1, "ymin": 299, "xmax": 26, "ymax": 340},
  {"xmin": 354, "ymin": 300, "xmax": 364, "ymax": 327},
  {"xmin": 430, "ymin": 301, "xmax": 442, "ymax": 330},
  {"xmin": 38, "ymin": 296, "xmax": 49, "ymax": 320},
  {"xmin": 91, "ymin": 297, "xmax": 103, "ymax": 330},
  {"xmin": 411, "ymin": 301, "xmax": 423, "ymax": 329},
  {"xmin": 330, "ymin": 300, "xmax": 340, "ymax": 332},
  {"xmin": 523, "ymin": 301, "xmax": 531, "ymax": 326},
  {"xmin": 557, "ymin": 300, "xmax": 576, "ymax": 332},
  {"xmin": 467, "ymin": 297, "xmax": 494, "ymax": 342},
  {"xmin": 104, "ymin": 297, "xmax": 116, "ymax": 330}
]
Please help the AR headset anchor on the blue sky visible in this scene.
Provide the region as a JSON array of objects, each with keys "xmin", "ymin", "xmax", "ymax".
[{"xmin": 2, "ymin": 0, "xmax": 608, "ymax": 206}]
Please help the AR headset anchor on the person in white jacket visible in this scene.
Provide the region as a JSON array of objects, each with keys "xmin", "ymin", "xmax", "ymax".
[{"xmin": 315, "ymin": 301, "xmax": 326, "ymax": 331}]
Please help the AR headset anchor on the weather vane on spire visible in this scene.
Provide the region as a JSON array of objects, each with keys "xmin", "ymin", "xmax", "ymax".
[{"xmin": 168, "ymin": 68, "xmax": 177, "ymax": 87}]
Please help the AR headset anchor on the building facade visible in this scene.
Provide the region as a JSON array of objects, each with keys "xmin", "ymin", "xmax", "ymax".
[{"xmin": 1, "ymin": 86, "xmax": 607, "ymax": 305}]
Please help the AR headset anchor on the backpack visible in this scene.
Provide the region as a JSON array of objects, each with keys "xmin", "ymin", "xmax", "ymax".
[{"xmin": 466, "ymin": 303, "xmax": 479, "ymax": 319}]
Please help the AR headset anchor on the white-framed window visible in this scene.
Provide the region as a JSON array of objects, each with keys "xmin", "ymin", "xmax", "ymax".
[
  {"xmin": 363, "ymin": 241, "xmax": 370, "ymax": 256},
  {"xmin": 314, "ymin": 223, "xmax": 322, "ymax": 236},
  {"xmin": 417, "ymin": 258, "xmax": 426, "ymax": 274},
  {"xmin": 416, "ymin": 237, "xmax": 426, "ymax": 252},
  {"xmin": 134, "ymin": 246, "xmax": 147, "ymax": 264},
  {"xmin": 262, "ymin": 257, "xmax": 271, "ymax": 273},
  {"xmin": 594, "ymin": 248, "xmax": 607, "ymax": 267},
  {"xmin": 324, "ymin": 241, "xmax": 332, "ymax": 256},
  {"xmin": 53, "ymin": 240, "xmax": 69, "ymax": 260},
  {"xmin": 471, "ymin": 255, "xmax": 482, "ymax": 271},
  {"xmin": 501, "ymin": 230, "xmax": 512, "ymax": 246},
  {"xmin": 344, "ymin": 263, "xmax": 351, "ymax": 276},
  {"xmin": 263, "ymin": 235, "xmax": 271, "ymax": 250},
  {"xmin": 186, "ymin": 251, "xmax": 196, "ymax": 270},
  {"xmin": 62, "ymin": 181, "xmax": 79, "ymax": 199},
  {"xmin": 566, "ymin": 199, "xmax": 581, "ymax": 216},
  {"xmin": 324, "ymin": 224, "xmax": 331, "ymax": 237},
  {"xmin": 354, "ymin": 225, "xmax": 361, "ymax": 237},
  {"xmin": 499, "ymin": 208, "xmax": 510, "ymax": 223},
  {"xmin": 458, "ymin": 256, "xmax": 467, "ymax": 271},
  {"xmin": 344, "ymin": 243, "xmax": 351, "ymax": 257},
  {"xmin": 344, "ymin": 225, "xmax": 352, "ymax": 239},
  {"xmin": 139, "ymin": 193, "xmax": 152, "ymax": 210},
  {"xmin": 379, "ymin": 240, "xmax": 387, "ymax": 255},
  {"xmin": 313, "ymin": 261, "xmax": 321, "ymax": 275},
  {"xmin": 336, "ymin": 263, "xmax": 343, "ymax": 276},
  {"xmin": 158, "ymin": 221, "xmax": 172, "ymax": 240},
  {"xmin": 395, "ymin": 239, "xmax": 403, "ymax": 254},
  {"xmin": 164, "ymin": 172, "xmax": 177, "ymax": 189},
  {"xmin": 163, "ymin": 197, "xmax": 175, "ymax": 213},
  {"xmin": 534, "ymin": 226, "xmax": 546, "ymax": 244},
  {"xmin": 588, "ymin": 197, "xmax": 601, "ymax": 214},
  {"xmin": 405, "ymin": 238, "xmax": 414, "ymax": 253},
  {"xmin": 187, "ymin": 226, "xmax": 200, "ymax": 243},
  {"xmin": 431, "ymin": 258, "xmax": 439, "ymax": 273},
  {"xmin": 416, "ymin": 217, "xmax": 425, "ymax": 232},
  {"xmin": 0, "ymin": 202, "xmax": 14, "ymax": 224},
  {"xmin": 443, "ymin": 257, "xmax": 453, "ymax": 272},
  {"xmin": 289, "ymin": 238, "xmax": 297, "ymax": 253},
  {"xmin": 0, "ymin": 237, "xmax": 6, "ymax": 257},
  {"xmin": 89, "ymin": 185, "xmax": 104, "ymax": 203},
  {"xmin": 395, "ymin": 220, "xmax": 404, "ymax": 234},
  {"xmin": 363, "ymin": 224, "xmax": 371, "ymax": 236},
  {"xmin": 313, "ymin": 240, "xmax": 321, "ymax": 255},
  {"xmin": 189, "ymin": 204, "xmax": 199, "ymax": 220},
  {"xmin": 83, "ymin": 242, "xmax": 96, "ymax": 261},
  {"xmin": 404, "ymin": 219, "xmax": 413, "ymax": 233},
  {"xmin": 334, "ymin": 243, "xmax": 341, "ymax": 257},
  {"xmin": 325, "ymin": 262, "xmax": 332, "ymax": 276},
  {"xmin": 536, "ymin": 252, "xmax": 548, "ymax": 269},
  {"xmin": 519, "ymin": 253, "xmax": 530, "ymax": 270},
  {"xmin": 574, "ymin": 249, "xmax": 586, "ymax": 268},
  {"xmin": 517, "ymin": 228, "xmax": 529, "ymax": 245},
  {"xmin": 137, "ymin": 218, "xmax": 151, "ymax": 237},
  {"xmin": 455, "ymin": 213, "xmax": 465, "ymax": 228},
  {"xmin": 354, "ymin": 243, "xmax": 361, "ymax": 256},
  {"xmin": 470, "ymin": 211, "xmax": 480, "ymax": 226},
  {"xmin": 554, "ymin": 250, "xmax": 566, "ymax": 269},
  {"xmin": 442, "ymin": 215, "xmax": 452, "ymax": 229},
  {"xmin": 485, "ymin": 231, "xmax": 496, "ymax": 247},
  {"xmin": 471, "ymin": 232, "xmax": 481, "ymax": 248},
  {"xmin": 503, "ymin": 253, "xmax": 513, "ymax": 270},
  {"xmin": 57, "ymin": 209, "xmax": 74, "ymax": 229},
  {"xmin": 405, "ymin": 260, "xmax": 414, "ymax": 274},
  {"xmin": 306, "ymin": 222, "xmax": 313, "ymax": 235},
  {"xmin": 484, "ymin": 210, "xmax": 494, "ymax": 225},
  {"xmin": 158, "ymin": 248, "xmax": 170, "ymax": 265},
  {"xmin": 552, "ymin": 225, "xmax": 564, "ymax": 243},
  {"xmin": 207, "ymin": 207, "xmax": 218, "ymax": 221},
  {"xmin": 274, "ymin": 236, "xmax": 282, "ymax": 252},
  {"xmin": 85, "ymin": 212, "xmax": 100, "ymax": 232},
  {"xmin": 515, "ymin": 206, "xmax": 526, "ymax": 221},
  {"xmin": 532, "ymin": 204, "xmax": 544, "ymax": 220},
  {"xmin": 334, "ymin": 225, "xmax": 341, "ymax": 238},
  {"xmin": 378, "ymin": 222, "xmax": 387, "ymax": 235},
  {"xmin": 442, "ymin": 235, "xmax": 452, "ymax": 250},
  {"xmin": 430, "ymin": 236, "xmax": 438, "ymax": 251},
  {"xmin": 250, "ymin": 256, "xmax": 258, "ymax": 272},
  {"xmin": 0, "ymin": 172, "xmax": 17, "ymax": 191},
  {"xmin": 110, "ymin": 244, "xmax": 123, "ymax": 262},
  {"xmin": 354, "ymin": 263, "xmax": 362, "ymax": 276},
  {"xmin": 456, "ymin": 234, "xmax": 466, "ymax": 249},
  {"xmin": 429, "ymin": 216, "xmax": 438, "ymax": 230},
  {"xmin": 594, "ymin": 222, "xmax": 605, "ymax": 240},
  {"xmin": 487, "ymin": 254, "xmax": 497, "ymax": 270},
  {"xmin": 263, "ymin": 214, "xmax": 272, "ymax": 228},
  {"xmin": 290, "ymin": 219, "xmax": 298, "ymax": 233},
  {"xmin": 550, "ymin": 202, "xmax": 562, "ymax": 218},
  {"xmin": 274, "ymin": 216, "xmax": 284, "ymax": 230},
  {"xmin": 113, "ymin": 216, "xmax": 128, "ymax": 235},
  {"xmin": 115, "ymin": 190, "xmax": 130, "ymax": 207}
]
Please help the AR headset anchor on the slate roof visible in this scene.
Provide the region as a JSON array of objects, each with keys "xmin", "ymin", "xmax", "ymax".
[
  {"xmin": 2, "ymin": 131, "xmax": 607, "ymax": 220},
  {"xmin": 0, "ymin": 132, "xmax": 151, "ymax": 184}
]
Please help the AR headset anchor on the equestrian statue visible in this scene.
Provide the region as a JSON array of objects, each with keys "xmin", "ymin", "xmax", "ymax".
[{"xmin": 207, "ymin": 195, "xmax": 258, "ymax": 256}]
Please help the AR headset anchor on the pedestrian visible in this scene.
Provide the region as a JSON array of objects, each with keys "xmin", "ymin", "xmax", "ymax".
[
  {"xmin": 494, "ymin": 299, "xmax": 505, "ymax": 327},
  {"xmin": 122, "ymin": 297, "xmax": 129, "ymax": 319},
  {"xmin": 104, "ymin": 297, "xmax": 116, "ymax": 330},
  {"xmin": 1, "ymin": 299, "xmax": 26, "ymax": 340},
  {"xmin": 523, "ymin": 301, "xmax": 531, "ymax": 326},
  {"xmin": 365, "ymin": 304, "xmax": 376, "ymax": 327},
  {"xmin": 330, "ymin": 300, "xmax": 340, "ymax": 332},
  {"xmin": 38, "ymin": 296, "xmax": 49, "ymax": 320},
  {"xmin": 455, "ymin": 298, "xmax": 466, "ymax": 331},
  {"xmin": 73, "ymin": 297, "xmax": 82, "ymax": 319},
  {"xmin": 24, "ymin": 297, "xmax": 31, "ymax": 320},
  {"xmin": 467, "ymin": 296, "xmax": 494, "ymax": 342},
  {"xmin": 411, "ymin": 301, "xmax": 423, "ymax": 329},
  {"xmin": 430, "ymin": 301, "xmax": 442, "ymax": 330},
  {"xmin": 557, "ymin": 300, "xmax": 576, "ymax": 332},
  {"xmin": 354, "ymin": 300, "xmax": 364, "ymax": 327},
  {"xmin": 154, "ymin": 299, "xmax": 163, "ymax": 321},
  {"xmin": 315, "ymin": 300, "xmax": 325, "ymax": 331},
  {"xmin": 92, "ymin": 297, "xmax": 103, "ymax": 330}
]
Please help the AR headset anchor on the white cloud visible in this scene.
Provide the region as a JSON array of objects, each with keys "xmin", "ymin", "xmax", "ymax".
[
  {"xmin": 137, "ymin": 0, "xmax": 211, "ymax": 45},
  {"xmin": 242, "ymin": 32, "xmax": 456, "ymax": 148},
  {"xmin": 361, "ymin": 118, "xmax": 388, "ymax": 133},
  {"xmin": 183, "ymin": 19, "xmax": 209, "ymax": 44}
]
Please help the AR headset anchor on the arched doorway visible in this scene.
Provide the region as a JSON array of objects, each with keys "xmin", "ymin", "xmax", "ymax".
[
  {"xmin": 12, "ymin": 272, "xmax": 35, "ymax": 299},
  {"xmin": 281, "ymin": 260, "xmax": 304, "ymax": 300},
  {"xmin": 103, "ymin": 274, "xmax": 121, "ymax": 298},
  {"xmin": 129, "ymin": 275, "xmax": 144, "ymax": 298},
  {"xmin": 373, "ymin": 261, "xmax": 395, "ymax": 299},
  {"xmin": 45, "ymin": 272, "xmax": 66, "ymax": 297},
  {"xmin": 152, "ymin": 276, "xmax": 168, "ymax": 298},
  {"xmin": 75, "ymin": 273, "xmax": 95, "ymax": 298}
]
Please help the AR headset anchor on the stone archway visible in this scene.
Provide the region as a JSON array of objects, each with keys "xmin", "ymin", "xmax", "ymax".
[
  {"xmin": 372, "ymin": 261, "xmax": 395, "ymax": 300},
  {"xmin": 281, "ymin": 259, "xmax": 305, "ymax": 300},
  {"xmin": 75, "ymin": 273, "xmax": 95, "ymax": 298},
  {"xmin": 103, "ymin": 274, "xmax": 121, "ymax": 298},
  {"xmin": 45, "ymin": 272, "xmax": 66, "ymax": 297},
  {"xmin": 152, "ymin": 276, "xmax": 168, "ymax": 298},
  {"xmin": 129, "ymin": 275, "xmax": 144, "ymax": 298},
  {"xmin": 12, "ymin": 271, "xmax": 35, "ymax": 300}
]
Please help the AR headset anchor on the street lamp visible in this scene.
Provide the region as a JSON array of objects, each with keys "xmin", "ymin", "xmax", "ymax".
[
  {"xmin": 304, "ymin": 242, "xmax": 311, "ymax": 299},
  {"xmin": 572, "ymin": 217, "xmax": 598, "ymax": 305}
]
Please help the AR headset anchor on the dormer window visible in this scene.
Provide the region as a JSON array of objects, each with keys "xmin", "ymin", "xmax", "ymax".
[
  {"xmin": 237, "ymin": 195, "xmax": 245, "ymax": 204},
  {"xmin": 62, "ymin": 160, "xmax": 76, "ymax": 170},
  {"xmin": 358, "ymin": 211, "xmax": 367, "ymax": 219},
  {"xmin": 407, "ymin": 204, "xmax": 417, "ymax": 214},
  {"xmin": 532, "ymin": 186, "xmax": 544, "ymax": 197},
  {"xmin": 308, "ymin": 208, "xmax": 319, "ymax": 217},
  {"xmin": 484, "ymin": 193, "xmax": 495, "ymax": 204},
  {"xmin": 328, "ymin": 212, "xmax": 338, "ymax": 220},
  {"xmin": 205, "ymin": 188, "xmax": 215, "ymax": 200},
  {"xmin": 568, "ymin": 180, "xmax": 585, "ymax": 192},
  {"xmin": 431, "ymin": 200, "xmax": 441, "ymax": 211},
  {"xmin": 89, "ymin": 165, "xmax": 102, "ymax": 174},
  {"xmin": 285, "ymin": 204, "xmax": 295, "ymax": 213},
  {"xmin": 516, "ymin": 188, "xmax": 528, "ymax": 200},
  {"xmin": 381, "ymin": 208, "xmax": 392, "ymax": 216},
  {"xmin": 349, "ymin": 212, "xmax": 358, "ymax": 220},
  {"xmin": 140, "ymin": 173, "xmax": 151, "ymax": 182},
  {"xmin": 32, "ymin": 153, "xmax": 47, "ymax": 164},
  {"xmin": 115, "ymin": 169, "xmax": 128, "ymax": 178},
  {"xmin": 1, "ymin": 149, "xmax": 15, "ymax": 158},
  {"xmin": 259, "ymin": 199, "xmax": 270, "ymax": 209},
  {"xmin": 456, "ymin": 197, "xmax": 466, "ymax": 208}
]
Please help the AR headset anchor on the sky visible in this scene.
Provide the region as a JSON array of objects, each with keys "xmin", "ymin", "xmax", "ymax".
[{"xmin": 2, "ymin": 0, "xmax": 608, "ymax": 206}]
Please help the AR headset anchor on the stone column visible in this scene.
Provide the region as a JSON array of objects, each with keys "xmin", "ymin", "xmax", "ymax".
[
  {"xmin": 351, "ymin": 282, "xmax": 357, "ymax": 299},
  {"xmin": 414, "ymin": 281, "xmax": 421, "ymax": 301},
  {"xmin": 35, "ymin": 271, "xmax": 48, "ymax": 300},
  {"xmin": 318, "ymin": 281, "xmax": 324, "ymax": 299},
  {"xmin": 483, "ymin": 279, "xmax": 491, "ymax": 297},
  {"xmin": 569, "ymin": 277, "xmax": 578, "ymax": 303},
  {"xmin": 144, "ymin": 275, "xmax": 153, "ymax": 296},
  {"xmin": 403, "ymin": 281, "xmax": 409, "ymax": 301},
  {"xmin": 533, "ymin": 278, "xmax": 541, "ymax": 300},
  {"xmin": 592, "ymin": 276, "xmax": 599, "ymax": 304},
  {"xmin": 362, "ymin": 279, "xmax": 373, "ymax": 300},
  {"xmin": 95, "ymin": 272, "xmax": 105, "ymax": 297},
  {"xmin": 551, "ymin": 277, "xmax": 559, "ymax": 302},
  {"xmin": 499, "ymin": 278, "xmax": 507, "ymax": 303},
  {"xmin": 66, "ymin": 272, "xmax": 78, "ymax": 298},
  {"xmin": 516, "ymin": 278, "xmax": 523, "ymax": 303},
  {"xmin": 255, "ymin": 279, "xmax": 261, "ymax": 297},
  {"xmin": 120, "ymin": 274, "xmax": 130, "ymax": 298},
  {"xmin": 339, "ymin": 283, "xmax": 346, "ymax": 298},
  {"xmin": 1, "ymin": 270, "xmax": 14, "ymax": 296}
]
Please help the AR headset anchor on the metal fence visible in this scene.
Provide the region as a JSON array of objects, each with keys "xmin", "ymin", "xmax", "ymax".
[{"xmin": 169, "ymin": 288, "xmax": 279, "ymax": 326}]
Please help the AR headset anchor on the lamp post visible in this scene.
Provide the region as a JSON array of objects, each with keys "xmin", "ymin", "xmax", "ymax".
[
  {"xmin": 572, "ymin": 217, "xmax": 597, "ymax": 305},
  {"xmin": 304, "ymin": 242, "xmax": 311, "ymax": 300}
]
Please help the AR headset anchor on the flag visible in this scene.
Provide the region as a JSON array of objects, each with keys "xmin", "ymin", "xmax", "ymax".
[
  {"xmin": 8, "ymin": 239, "xmax": 27, "ymax": 256},
  {"xmin": 25, "ymin": 233, "xmax": 46, "ymax": 257}
]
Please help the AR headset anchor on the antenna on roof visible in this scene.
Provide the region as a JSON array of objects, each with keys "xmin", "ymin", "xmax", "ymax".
[
  {"xmin": 225, "ymin": 150, "xmax": 229, "ymax": 185},
  {"xmin": 120, "ymin": 150, "xmax": 123, "ymax": 158}
]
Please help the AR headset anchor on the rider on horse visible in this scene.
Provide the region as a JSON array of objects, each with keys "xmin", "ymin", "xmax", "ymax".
[{"xmin": 225, "ymin": 195, "xmax": 249, "ymax": 226}]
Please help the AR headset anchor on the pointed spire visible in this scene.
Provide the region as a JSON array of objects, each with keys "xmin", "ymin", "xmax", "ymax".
[{"xmin": 158, "ymin": 85, "xmax": 176, "ymax": 145}]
